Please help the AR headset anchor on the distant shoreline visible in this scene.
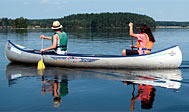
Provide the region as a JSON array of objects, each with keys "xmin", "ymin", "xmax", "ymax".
[
  {"xmin": 156, "ymin": 26, "xmax": 189, "ymax": 29},
  {"xmin": 1, "ymin": 26, "xmax": 189, "ymax": 30}
]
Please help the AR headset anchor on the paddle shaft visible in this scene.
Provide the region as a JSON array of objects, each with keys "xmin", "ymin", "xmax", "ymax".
[
  {"xmin": 41, "ymin": 38, "xmax": 43, "ymax": 60},
  {"xmin": 131, "ymin": 37, "xmax": 133, "ymax": 50}
]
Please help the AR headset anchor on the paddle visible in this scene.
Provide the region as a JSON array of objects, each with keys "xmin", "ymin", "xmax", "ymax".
[
  {"xmin": 129, "ymin": 22, "xmax": 134, "ymax": 50},
  {"xmin": 37, "ymin": 38, "xmax": 45, "ymax": 71},
  {"xmin": 131, "ymin": 36, "xmax": 134, "ymax": 50}
]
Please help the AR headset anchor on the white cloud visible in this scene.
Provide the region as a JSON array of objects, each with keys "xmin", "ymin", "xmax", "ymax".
[
  {"xmin": 40, "ymin": 0, "xmax": 50, "ymax": 4},
  {"xmin": 40, "ymin": 0, "xmax": 68, "ymax": 5},
  {"xmin": 137, "ymin": 8, "xmax": 147, "ymax": 11}
]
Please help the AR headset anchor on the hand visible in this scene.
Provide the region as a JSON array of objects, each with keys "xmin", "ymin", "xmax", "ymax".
[
  {"xmin": 40, "ymin": 49, "xmax": 46, "ymax": 52},
  {"xmin": 129, "ymin": 22, "xmax": 133, "ymax": 27},
  {"xmin": 130, "ymin": 45, "xmax": 135, "ymax": 48},
  {"xmin": 40, "ymin": 35, "xmax": 45, "ymax": 39}
]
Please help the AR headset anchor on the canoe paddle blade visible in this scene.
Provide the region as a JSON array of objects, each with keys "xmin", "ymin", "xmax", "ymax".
[{"xmin": 37, "ymin": 59, "xmax": 45, "ymax": 70}]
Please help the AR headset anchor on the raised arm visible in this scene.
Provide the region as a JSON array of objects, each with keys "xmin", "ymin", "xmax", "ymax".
[
  {"xmin": 129, "ymin": 22, "xmax": 138, "ymax": 48},
  {"xmin": 129, "ymin": 22, "xmax": 138, "ymax": 38}
]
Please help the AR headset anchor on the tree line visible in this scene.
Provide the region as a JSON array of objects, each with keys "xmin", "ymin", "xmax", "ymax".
[
  {"xmin": 59, "ymin": 12, "xmax": 156, "ymax": 28},
  {"xmin": 0, "ymin": 17, "xmax": 28, "ymax": 28},
  {"xmin": 2, "ymin": 12, "xmax": 188, "ymax": 29},
  {"xmin": 156, "ymin": 21, "xmax": 189, "ymax": 27}
]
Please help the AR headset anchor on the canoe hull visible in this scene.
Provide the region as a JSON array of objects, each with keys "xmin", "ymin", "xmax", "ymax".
[{"xmin": 5, "ymin": 40, "xmax": 182, "ymax": 69}]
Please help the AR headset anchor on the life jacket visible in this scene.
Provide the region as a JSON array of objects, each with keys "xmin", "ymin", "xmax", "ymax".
[
  {"xmin": 51, "ymin": 32, "xmax": 68, "ymax": 51},
  {"xmin": 137, "ymin": 33, "xmax": 154, "ymax": 54}
]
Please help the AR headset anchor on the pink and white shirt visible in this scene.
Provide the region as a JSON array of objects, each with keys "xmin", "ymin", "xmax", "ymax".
[{"xmin": 136, "ymin": 34, "xmax": 147, "ymax": 55}]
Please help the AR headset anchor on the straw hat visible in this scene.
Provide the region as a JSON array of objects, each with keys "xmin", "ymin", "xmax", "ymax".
[{"xmin": 51, "ymin": 21, "xmax": 62, "ymax": 30}]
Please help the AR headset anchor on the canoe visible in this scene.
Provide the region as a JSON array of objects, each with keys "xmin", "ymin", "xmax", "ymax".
[
  {"xmin": 5, "ymin": 40, "xmax": 182, "ymax": 69},
  {"xmin": 6, "ymin": 63, "xmax": 182, "ymax": 89}
]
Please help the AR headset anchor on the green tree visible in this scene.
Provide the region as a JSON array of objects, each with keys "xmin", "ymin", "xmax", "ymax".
[
  {"xmin": 0, "ymin": 18, "xmax": 10, "ymax": 28},
  {"xmin": 12, "ymin": 17, "xmax": 28, "ymax": 28},
  {"xmin": 61, "ymin": 12, "xmax": 156, "ymax": 28}
]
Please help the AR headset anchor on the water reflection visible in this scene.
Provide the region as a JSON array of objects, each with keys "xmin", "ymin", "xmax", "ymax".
[
  {"xmin": 119, "ymin": 68, "xmax": 181, "ymax": 110},
  {"xmin": 41, "ymin": 76, "xmax": 68, "ymax": 108},
  {"xmin": 5, "ymin": 63, "xmax": 182, "ymax": 110},
  {"xmin": 66, "ymin": 28, "xmax": 130, "ymax": 40},
  {"xmin": 132, "ymin": 84, "xmax": 155, "ymax": 110},
  {"xmin": 123, "ymin": 81, "xmax": 156, "ymax": 110}
]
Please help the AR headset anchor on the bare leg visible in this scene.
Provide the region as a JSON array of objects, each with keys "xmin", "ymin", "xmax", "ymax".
[{"xmin": 122, "ymin": 49, "xmax": 126, "ymax": 56}]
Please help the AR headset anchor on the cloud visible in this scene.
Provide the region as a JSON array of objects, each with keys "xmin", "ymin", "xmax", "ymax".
[
  {"xmin": 40, "ymin": 0, "xmax": 68, "ymax": 5},
  {"xmin": 40, "ymin": 0, "xmax": 50, "ymax": 4},
  {"xmin": 137, "ymin": 8, "xmax": 147, "ymax": 11}
]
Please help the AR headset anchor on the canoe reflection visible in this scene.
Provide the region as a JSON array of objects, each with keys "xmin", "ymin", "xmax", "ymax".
[{"xmin": 6, "ymin": 63, "xmax": 182, "ymax": 109}]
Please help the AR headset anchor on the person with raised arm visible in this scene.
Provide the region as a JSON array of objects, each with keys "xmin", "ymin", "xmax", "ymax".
[{"xmin": 122, "ymin": 22, "xmax": 155, "ymax": 56}]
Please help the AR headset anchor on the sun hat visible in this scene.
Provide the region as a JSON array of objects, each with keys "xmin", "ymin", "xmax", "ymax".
[{"xmin": 51, "ymin": 21, "xmax": 63, "ymax": 30}]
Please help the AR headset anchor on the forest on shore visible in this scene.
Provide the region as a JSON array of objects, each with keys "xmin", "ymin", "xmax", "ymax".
[
  {"xmin": 0, "ymin": 12, "xmax": 155, "ymax": 29},
  {"xmin": 0, "ymin": 12, "xmax": 189, "ymax": 29}
]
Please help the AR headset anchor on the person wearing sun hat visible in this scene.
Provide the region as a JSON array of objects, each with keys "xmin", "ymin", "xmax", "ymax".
[
  {"xmin": 51, "ymin": 21, "xmax": 63, "ymax": 30},
  {"xmin": 40, "ymin": 21, "xmax": 68, "ymax": 54}
]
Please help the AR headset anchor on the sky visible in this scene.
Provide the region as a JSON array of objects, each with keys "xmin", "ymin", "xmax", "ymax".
[{"xmin": 0, "ymin": 0, "xmax": 189, "ymax": 21}]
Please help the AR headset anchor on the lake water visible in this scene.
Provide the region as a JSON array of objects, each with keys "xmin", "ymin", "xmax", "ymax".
[{"xmin": 0, "ymin": 28, "xmax": 189, "ymax": 111}]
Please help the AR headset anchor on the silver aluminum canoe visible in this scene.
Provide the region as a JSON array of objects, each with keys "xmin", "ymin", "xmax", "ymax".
[{"xmin": 5, "ymin": 40, "xmax": 182, "ymax": 69}]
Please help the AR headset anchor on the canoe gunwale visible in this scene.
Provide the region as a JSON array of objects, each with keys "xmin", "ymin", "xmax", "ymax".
[{"xmin": 7, "ymin": 40, "xmax": 179, "ymax": 58}]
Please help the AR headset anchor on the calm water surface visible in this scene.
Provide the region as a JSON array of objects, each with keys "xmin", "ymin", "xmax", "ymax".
[{"xmin": 0, "ymin": 28, "xmax": 189, "ymax": 111}]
